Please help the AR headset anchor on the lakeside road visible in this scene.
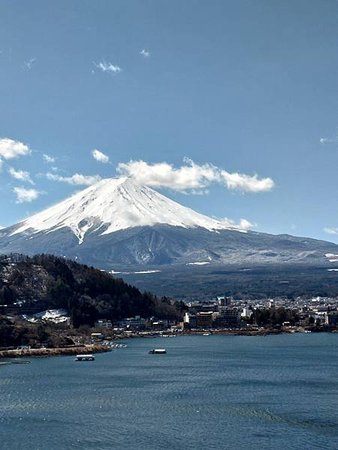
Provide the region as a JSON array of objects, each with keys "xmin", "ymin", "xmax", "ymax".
[{"xmin": 0, "ymin": 344, "xmax": 111, "ymax": 359}]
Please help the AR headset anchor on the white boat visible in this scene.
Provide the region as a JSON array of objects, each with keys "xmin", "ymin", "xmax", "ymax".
[
  {"xmin": 149, "ymin": 348, "xmax": 166, "ymax": 354},
  {"xmin": 75, "ymin": 354, "xmax": 95, "ymax": 361}
]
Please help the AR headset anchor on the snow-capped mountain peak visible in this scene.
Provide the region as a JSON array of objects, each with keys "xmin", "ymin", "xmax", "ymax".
[
  {"xmin": 10, "ymin": 177, "xmax": 246, "ymax": 244},
  {"xmin": 1, "ymin": 177, "xmax": 338, "ymax": 270}
]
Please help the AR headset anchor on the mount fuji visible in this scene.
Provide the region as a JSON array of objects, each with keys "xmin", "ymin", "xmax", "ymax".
[
  {"xmin": 0, "ymin": 177, "xmax": 338, "ymax": 296},
  {"xmin": 0, "ymin": 177, "xmax": 254, "ymax": 264},
  {"xmin": 5, "ymin": 177, "xmax": 249, "ymax": 242}
]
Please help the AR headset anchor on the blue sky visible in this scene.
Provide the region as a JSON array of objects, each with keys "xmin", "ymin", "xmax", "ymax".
[{"xmin": 0, "ymin": 0, "xmax": 338, "ymax": 241}]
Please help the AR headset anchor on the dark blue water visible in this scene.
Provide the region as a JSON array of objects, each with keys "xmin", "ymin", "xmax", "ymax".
[{"xmin": 1, "ymin": 334, "xmax": 337, "ymax": 450}]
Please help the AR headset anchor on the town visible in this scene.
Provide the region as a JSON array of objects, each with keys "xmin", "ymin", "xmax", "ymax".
[
  {"xmin": 90, "ymin": 294, "xmax": 338, "ymax": 336},
  {"xmin": 4, "ymin": 294, "xmax": 337, "ymax": 347}
]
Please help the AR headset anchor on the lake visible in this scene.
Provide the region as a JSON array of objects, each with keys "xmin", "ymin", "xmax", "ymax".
[{"xmin": 1, "ymin": 333, "xmax": 337, "ymax": 449}]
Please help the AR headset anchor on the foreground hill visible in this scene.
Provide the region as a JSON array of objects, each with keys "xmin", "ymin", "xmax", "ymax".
[{"xmin": 0, "ymin": 254, "xmax": 183, "ymax": 326}]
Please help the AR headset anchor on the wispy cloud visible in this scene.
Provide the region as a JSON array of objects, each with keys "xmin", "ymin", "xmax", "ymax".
[
  {"xmin": 8, "ymin": 167, "xmax": 34, "ymax": 184},
  {"xmin": 46, "ymin": 172, "xmax": 101, "ymax": 186},
  {"xmin": 92, "ymin": 149, "xmax": 109, "ymax": 164},
  {"xmin": 43, "ymin": 153, "xmax": 56, "ymax": 164},
  {"xmin": 140, "ymin": 49, "xmax": 150, "ymax": 57},
  {"xmin": 24, "ymin": 58, "xmax": 36, "ymax": 70},
  {"xmin": 0, "ymin": 138, "xmax": 31, "ymax": 160},
  {"xmin": 93, "ymin": 61, "xmax": 122, "ymax": 74},
  {"xmin": 220, "ymin": 170, "xmax": 274, "ymax": 193},
  {"xmin": 320, "ymin": 137, "xmax": 338, "ymax": 145},
  {"xmin": 219, "ymin": 218, "xmax": 254, "ymax": 231},
  {"xmin": 324, "ymin": 227, "xmax": 338, "ymax": 235},
  {"xmin": 117, "ymin": 159, "xmax": 274, "ymax": 193},
  {"xmin": 13, "ymin": 187, "xmax": 41, "ymax": 203}
]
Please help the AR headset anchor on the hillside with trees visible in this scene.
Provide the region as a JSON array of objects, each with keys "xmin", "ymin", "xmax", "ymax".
[{"xmin": 0, "ymin": 254, "xmax": 185, "ymax": 327}]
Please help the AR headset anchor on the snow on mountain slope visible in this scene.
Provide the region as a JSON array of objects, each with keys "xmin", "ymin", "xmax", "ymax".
[
  {"xmin": 1, "ymin": 176, "xmax": 338, "ymax": 270},
  {"xmin": 10, "ymin": 177, "xmax": 247, "ymax": 244}
]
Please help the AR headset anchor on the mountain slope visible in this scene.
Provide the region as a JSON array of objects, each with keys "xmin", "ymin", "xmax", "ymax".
[
  {"xmin": 7, "ymin": 177, "xmax": 242, "ymax": 243},
  {"xmin": 0, "ymin": 177, "xmax": 338, "ymax": 269}
]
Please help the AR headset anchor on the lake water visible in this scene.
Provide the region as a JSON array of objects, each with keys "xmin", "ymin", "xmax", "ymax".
[{"xmin": 0, "ymin": 333, "xmax": 337, "ymax": 450}]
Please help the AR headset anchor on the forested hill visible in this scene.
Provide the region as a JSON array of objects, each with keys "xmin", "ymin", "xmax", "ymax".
[{"xmin": 0, "ymin": 254, "xmax": 184, "ymax": 326}]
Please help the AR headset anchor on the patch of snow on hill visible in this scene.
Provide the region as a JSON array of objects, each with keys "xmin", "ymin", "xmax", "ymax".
[
  {"xmin": 134, "ymin": 270, "xmax": 161, "ymax": 274},
  {"xmin": 325, "ymin": 253, "xmax": 338, "ymax": 263},
  {"xmin": 186, "ymin": 261, "xmax": 211, "ymax": 266}
]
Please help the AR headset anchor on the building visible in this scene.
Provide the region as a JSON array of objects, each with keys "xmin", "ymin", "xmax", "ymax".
[
  {"xmin": 325, "ymin": 312, "xmax": 338, "ymax": 327},
  {"xmin": 196, "ymin": 311, "xmax": 215, "ymax": 328},
  {"xmin": 214, "ymin": 308, "xmax": 240, "ymax": 328},
  {"xmin": 217, "ymin": 296, "xmax": 232, "ymax": 307},
  {"xmin": 117, "ymin": 316, "xmax": 146, "ymax": 330},
  {"xmin": 95, "ymin": 319, "xmax": 113, "ymax": 328}
]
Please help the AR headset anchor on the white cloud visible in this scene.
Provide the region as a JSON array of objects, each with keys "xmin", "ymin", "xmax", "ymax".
[
  {"xmin": 117, "ymin": 159, "xmax": 218, "ymax": 191},
  {"xmin": 320, "ymin": 137, "xmax": 338, "ymax": 144},
  {"xmin": 218, "ymin": 217, "xmax": 254, "ymax": 231},
  {"xmin": 220, "ymin": 170, "xmax": 275, "ymax": 192},
  {"xmin": 117, "ymin": 159, "xmax": 274, "ymax": 193},
  {"xmin": 13, "ymin": 187, "xmax": 41, "ymax": 203},
  {"xmin": 24, "ymin": 58, "xmax": 36, "ymax": 70},
  {"xmin": 140, "ymin": 49, "xmax": 150, "ymax": 57},
  {"xmin": 92, "ymin": 149, "xmax": 110, "ymax": 164},
  {"xmin": 237, "ymin": 218, "xmax": 255, "ymax": 230},
  {"xmin": 43, "ymin": 154, "xmax": 56, "ymax": 164},
  {"xmin": 0, "ymin": 158, "xmax": 3, "ymax": 172},
  {"xmin": 324, "ymin": 227, "xmax": 338, "ymax": 235},
  {"xmin": 46, "ymin": 172, "xmax": 101, "ymax": 186},
  {"xmin": 8, "ymin": 167, "xmax": 34, "ymax": 184},
  {"xmin": 0, "ymin": 138, "xmax": 31, "ymax": 160},
  {"xmin": 94, "ymin": 61, "xmax": 122, "ymax": 74}
]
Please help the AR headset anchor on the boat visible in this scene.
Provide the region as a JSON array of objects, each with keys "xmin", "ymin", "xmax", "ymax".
[
  {"xmin": 149, "ymin": 348, "xmax": 166, "ymax": 354},
  {"xmin": 10, "ymin": 360, "xmax": 31, "ymax": 364},
  {"xmin": 75, "ymin": 354, "xmax": 95, "ymax": 361}
]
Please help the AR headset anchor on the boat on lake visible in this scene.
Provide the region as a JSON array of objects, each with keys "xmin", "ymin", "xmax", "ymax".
[
  {"xmin": 75, "ymin": 354, "xmax": 95, "ymax": 361},
  {"xmin": 149, "ymin": 348, "xmax": 166, "ymax": 354},
  {"xmin": 10, "ymin": 360, "xmax": 31, "ymax": 364}
]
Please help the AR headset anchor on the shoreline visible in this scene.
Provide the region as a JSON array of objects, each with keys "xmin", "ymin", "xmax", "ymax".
[
  {"xmin": 127, "ymin": 325, "xmax": 336, "ymax": 339},
  {"xmin": 1, "ymin": 327, "xmax": 336, "ymax": 359},
  {"xmin": 0, "ymin": 344, "xmax": 111, "ymax": 359}
]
